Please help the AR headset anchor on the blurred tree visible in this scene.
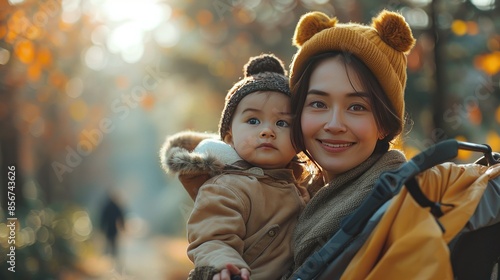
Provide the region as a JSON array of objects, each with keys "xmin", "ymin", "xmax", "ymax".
[{"xmin": 0, "ymin": 1, "xmax": 98, "ymax": 278}]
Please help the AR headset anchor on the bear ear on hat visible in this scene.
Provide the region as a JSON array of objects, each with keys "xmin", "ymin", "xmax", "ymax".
[
  {"xmin": 293, "ymin": 11, "xmax": 337, "ymax": 47},
  {"xmin": 372, "ymin": 10, "xmax": 416, "ymax": 54}
]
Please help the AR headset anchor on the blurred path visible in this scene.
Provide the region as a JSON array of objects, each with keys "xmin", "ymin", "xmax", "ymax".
[
  {"xmin": 66, "ymin": 234, "xmax": 192, "ymax": 280},
  {"xmin": 119, "ymin": 234, "xmax": 192, "ymax": 280}
]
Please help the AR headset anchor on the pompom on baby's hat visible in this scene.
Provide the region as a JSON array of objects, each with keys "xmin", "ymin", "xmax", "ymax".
[
  {"xmin": 219, "ymin": 53, "xmax": 291, "ymax": 140},
  {"xmin": 290, "ymin": 10, "xmax": 416, "ymax": 122}
]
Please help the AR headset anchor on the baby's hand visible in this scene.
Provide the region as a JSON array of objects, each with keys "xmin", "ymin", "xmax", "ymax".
[{"xmin": 212, "ymin": 263, "xmax": 250, "ymax": 280}]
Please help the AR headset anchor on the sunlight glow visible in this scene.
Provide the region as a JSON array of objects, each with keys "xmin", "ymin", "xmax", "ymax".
[
  {"xmin": 106, "ymin": 22, "xmax": 145, "ymax": 63},
  {"xmin": 106, "ymin": 22, "xmax": 141, "ymax": 53},
  {"xmin": 93, "ymin": 0, "xmax": 172, "ymax": 63},
  {"xmin": 101, "ymin": 0, "xmax": 168, "ymax": 30}
]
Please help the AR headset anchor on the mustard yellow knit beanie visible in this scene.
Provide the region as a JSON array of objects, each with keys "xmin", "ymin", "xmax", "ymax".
[{"xmin": 290, "ymin": 10, "xmax": 416, "ymax": 121}]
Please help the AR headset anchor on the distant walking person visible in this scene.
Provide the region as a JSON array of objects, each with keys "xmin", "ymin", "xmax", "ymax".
[{"xmin": 99, "ymin": 192, "xmax": 125, "ymax": 258}]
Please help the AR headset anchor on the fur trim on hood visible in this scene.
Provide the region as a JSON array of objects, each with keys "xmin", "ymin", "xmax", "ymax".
[
  {"xmin": 159, "ymin": 130, "xmax": 242, "ymax": 200},
  {"xmin": 161, "ymin": 131, "xmax": 220, "ymax": 175}
]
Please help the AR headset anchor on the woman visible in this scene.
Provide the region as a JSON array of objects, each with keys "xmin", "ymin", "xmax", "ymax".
[
  {"xmin": 219, "ymin": 9, "xmax": 500, "ymax": 280},
  {"xmin": 285, "ymin": 9, "xmax": 500, "ymax": 279}
]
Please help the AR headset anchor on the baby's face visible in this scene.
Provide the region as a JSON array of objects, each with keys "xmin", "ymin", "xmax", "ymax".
[{"xmin": 224, "ymin": 91, "xmax": 296, "ymax": 169}]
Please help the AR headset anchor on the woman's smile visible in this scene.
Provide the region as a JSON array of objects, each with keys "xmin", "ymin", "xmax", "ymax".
[{"xmin": 318, "ymin": 139, "xmax": 354, "ymax": 151}]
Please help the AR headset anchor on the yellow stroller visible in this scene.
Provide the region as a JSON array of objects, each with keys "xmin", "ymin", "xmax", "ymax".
[{"xmin": 290, "ymin": 139, "xmax": 500, "ymax": 280}]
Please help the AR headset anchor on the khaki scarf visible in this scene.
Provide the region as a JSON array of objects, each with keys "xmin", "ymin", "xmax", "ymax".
[{"xmin": 291, "ymin": 150, "xmax": 407, "ymax": 270}]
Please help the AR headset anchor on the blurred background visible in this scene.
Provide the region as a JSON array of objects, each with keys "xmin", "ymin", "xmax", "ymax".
[{"xmin": 0, "ymin": 0, "xmax": 499, "ymax": 279}]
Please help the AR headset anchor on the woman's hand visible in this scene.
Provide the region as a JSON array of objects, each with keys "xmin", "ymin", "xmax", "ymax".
[{"xmin": 212, "ymin": 263, "xmax": 250, "ymax": 280}]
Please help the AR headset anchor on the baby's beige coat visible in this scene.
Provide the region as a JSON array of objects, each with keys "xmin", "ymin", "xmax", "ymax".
[
  {"xmin": 188, "ymin": 168, "xmax": 306, "ymax": 279},
  {"xmin": 161, "ymin": 131, "xmax": 309, "ymax": 279}
]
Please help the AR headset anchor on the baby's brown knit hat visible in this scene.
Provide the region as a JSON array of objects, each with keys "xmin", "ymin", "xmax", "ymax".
[
  {"xmin": 290, "ymin": 10, "xmax": 416, "ymax": 122},
  {"xmin": 219, "ymin": 54, "xmax": 291, "ymax": 140}
]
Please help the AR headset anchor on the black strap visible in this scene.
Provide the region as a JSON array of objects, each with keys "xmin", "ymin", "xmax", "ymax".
[
  {"xmin": 405, "ymin": 177, "xmax": 442, "ymax": 216},
  {"xmin": 405, "ymin": 177, "xmax": 453, "ymax": 233}
]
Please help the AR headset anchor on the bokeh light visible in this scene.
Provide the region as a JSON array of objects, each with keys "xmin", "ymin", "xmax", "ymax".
[
  {"xmin": 471, "ymin": 0, "xmax": 496, "ymax": 10},
  {"xmin": 0, "ymin": 47, "xmax": 10, "ymax": 65},
  {"xmin": 84, "ymin": 45, "xmax": 108, "ymax": 70}
]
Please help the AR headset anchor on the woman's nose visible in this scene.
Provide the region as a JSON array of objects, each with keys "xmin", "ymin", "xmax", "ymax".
[{"xmin": 324, "ymin": 110, "xmax": 347, "ymax": 133}]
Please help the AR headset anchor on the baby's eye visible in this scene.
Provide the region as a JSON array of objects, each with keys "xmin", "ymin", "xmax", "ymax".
[
  {"xmin": 247, "ymin": 118, "xmax": 260, "ymax": 125},
  {"xmin": 276, "ymin": 120, "xmax": 290, "ymax": 127}
]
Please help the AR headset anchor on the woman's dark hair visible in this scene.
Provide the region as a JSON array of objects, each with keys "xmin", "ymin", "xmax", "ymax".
[{"xmin": 290, "ymin": 51, "xmax": 407, "ymax": 161}]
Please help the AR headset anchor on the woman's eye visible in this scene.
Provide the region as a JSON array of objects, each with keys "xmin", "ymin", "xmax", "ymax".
[
  {"xmin": 276, "ymin": 120, "xmax": 290, "ymax": 127},
  {"xmin": 310, "ymin": 101, "xmax": 326, "ymax": 109},
  {"xmin": 349, "ymin": 104, "xmax": 366, "ymax": 111},
  {"xmin": 247, "ymin": 118, "xmax": 260, "ymax": 125}
]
